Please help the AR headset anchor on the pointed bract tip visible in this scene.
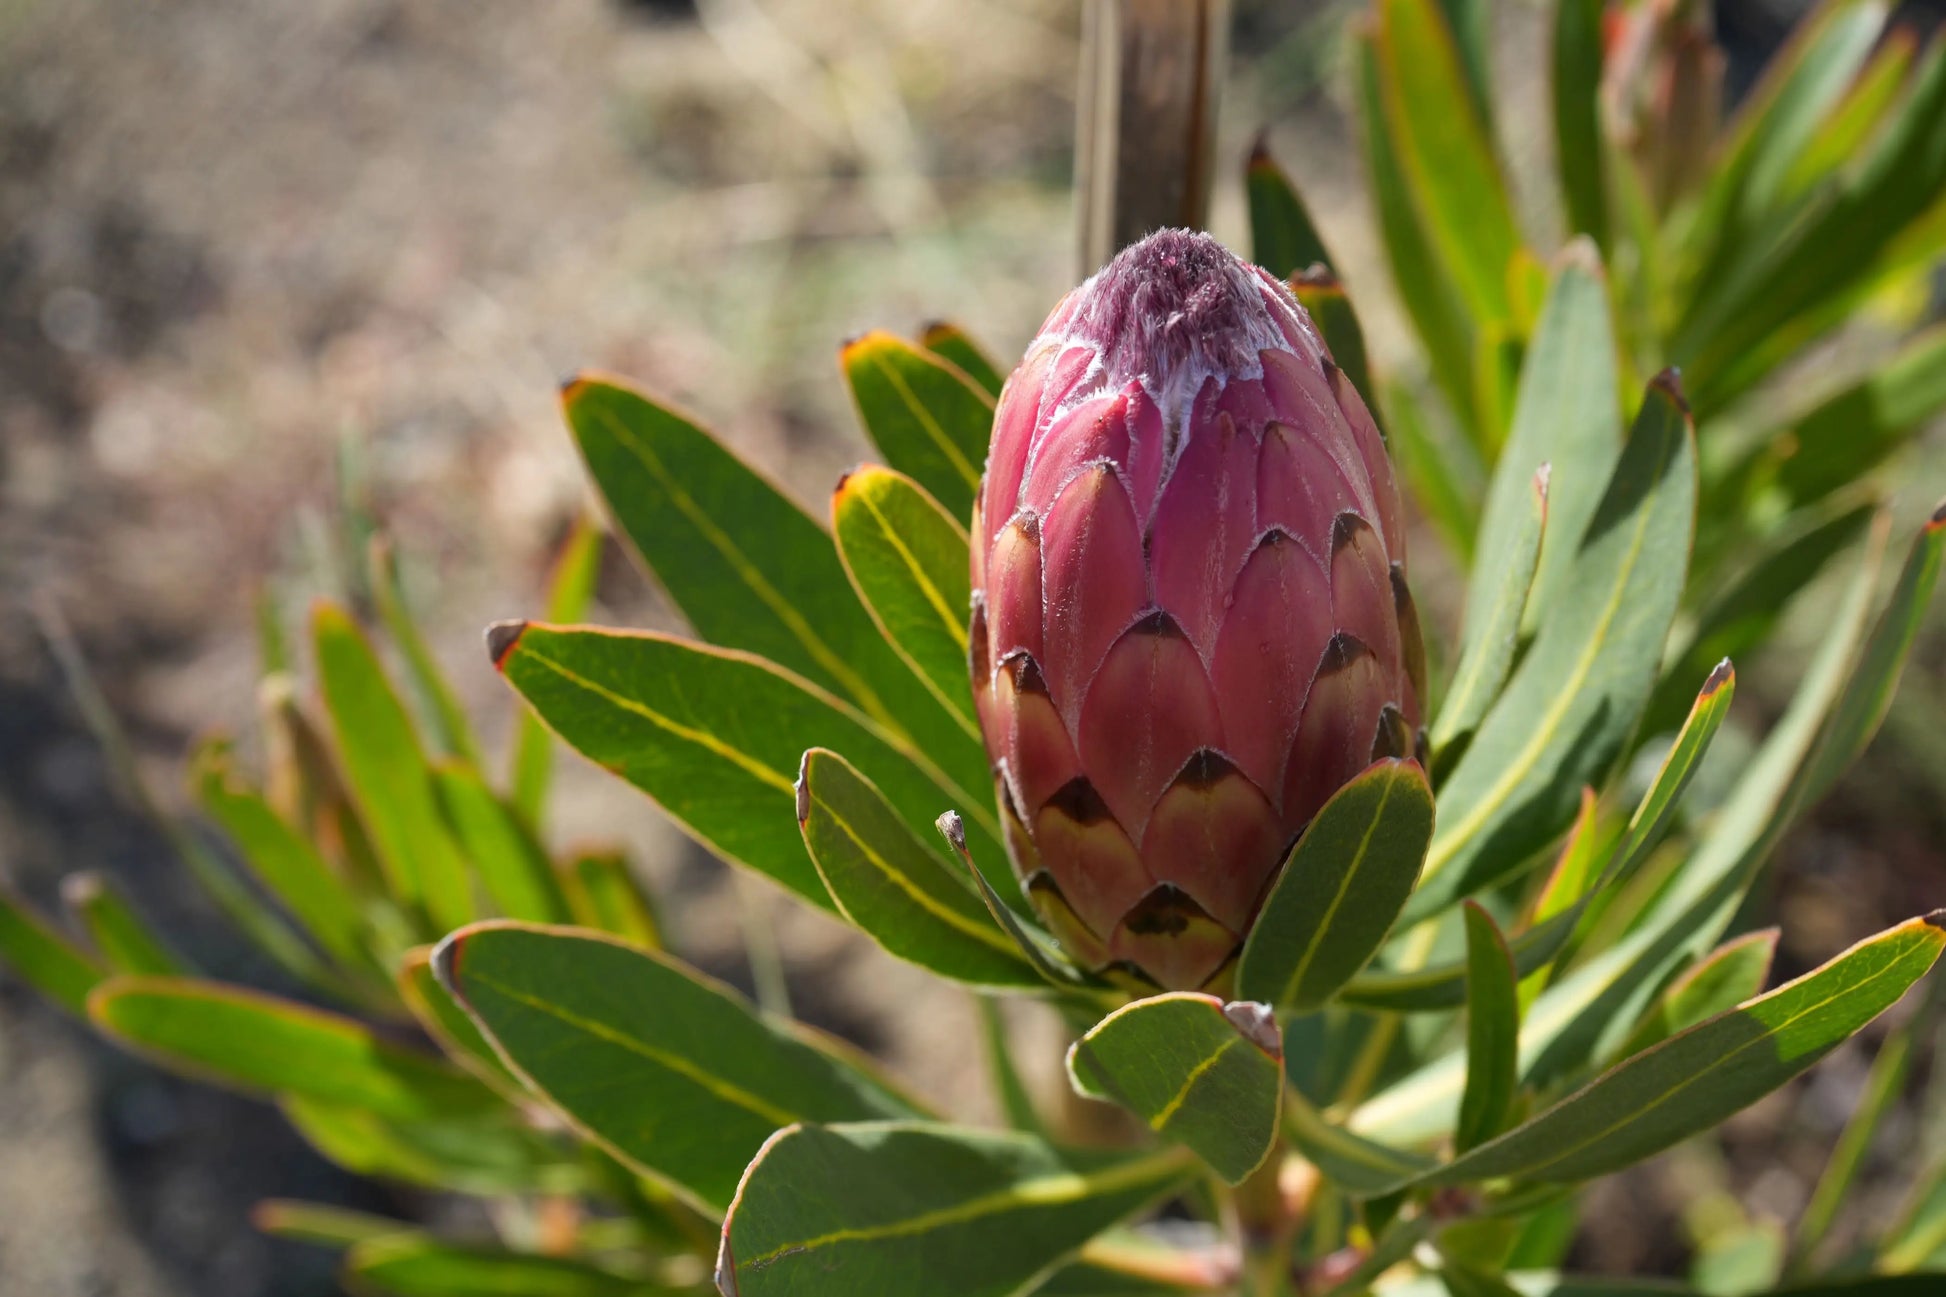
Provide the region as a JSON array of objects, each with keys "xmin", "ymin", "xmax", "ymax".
[
  {"xmin": 485, "ymin": 620, "xmax": 528, "ymax": 670},
  {"xmin": 1223, "ymin": 1000, "xmax": 1281, "ymax": 1055},
  {"xmin": 1649, "ymin": 367, "xmax": 1691, "ymax": 416},
  {"xmin": 935, "ymin": 810, "xmax": 967, "ymax": 852},
  {"xmin": 1703, "ymin": 658, "xmax": 1734, "ymax": 695},
  {"xmin": 794, "ymin": 753, "xmax": 813, "ymax": 825},
  {"xmin": 1928, "ymin": 497, "xmax": 1946, "ymax": 529}
]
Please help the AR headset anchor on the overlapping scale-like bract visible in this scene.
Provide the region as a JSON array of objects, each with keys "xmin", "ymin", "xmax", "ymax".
[{"xmin": 969, "ymin": 230, "xmax": 1425, "ymax": 992}]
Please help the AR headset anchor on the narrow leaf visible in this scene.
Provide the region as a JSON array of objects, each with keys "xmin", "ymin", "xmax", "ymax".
[
  {"xmin": 396, "ymin": 946, "xmax": 524, "ymax": 1097},
  {"xmin": 1796, "ymin": 1028, "xmax": 1913, "ymax": 1264},
  {"xmin": 491, "ymin": 621, "xmax": 1011, "ymax": 912},
  {"xmin": 1553, "ymin": 0, "xmax": 1609, "ymax": 249},
  {"xmin": 0, "ymin": 883, "xmax": 105, "ymax": 1015},
  {"xmin": 841, "ymin": 331, "xmax": 994, "ymax": 524},
  {"xmin": 560, "ymin": 848, "xmax": 662, "ymax": 949},
  {"xmin": 252, "ymin": 1199, "xmax": 405, "ymax": 1247},
  {"xmin": 1382, "ymin": 379, "xmax": 1483, "ymax": 564},
  {"xmin": 716, "ymin": 1122, "xmax": 1191, "ymax": 1297},
  {"xmin": 433, "ymin": 921, "xmax": 924, "ymax": 1213},
  {"xmin": 510, "ymin": 515, "xmax": 603, "ymax": 830},
  {"xmin": 315, "ymin": 603, "xmax": 475, "ymax": 934},
  {"xmin": 918, "ymin": 321, "xmax": 1006, "ymax": 399},
  {"xmin": 1617, "ymin": 929, "xmax": 1779, "ymax": 1058},
  {"xmin": 1248, "ymin": 144, "xmax": 1334, "ymax": 277},
  {"xmin": 432, "ymin": 760, "xmax": 571, "ymax": 925},
  {"xmin": 1068, "ymin": 994, "xmax": 1283, "ymax": 1184},
  {"xmin": 1411, "ymin": 374, "xmax": 1695, "ymax": 920},
  {"xmin": 1433, "ymin": 462, "xmax": 1548, "ymax": 756},
  {"xmin": 832, "ymin": 464, "xmax": 980, "ymax": 736},
  {"xmin": 344, "ymin": 1233, "xmax": 655, "ymax": 1297},
  {"xmin": 369, "ymin": 535, "xmax": 483, "ymax": 766},
  {"xmin": 285, "ymin": 1096, "xmax": 581, "ymax": 1196},
  {"xmin": 1237, "ymin": 760, "xmax": 1435, "ymax": 1013},
  {"xmin": 977, "ymin": 996, "xmax": 1047, "ymax": 1137},
  {"xmin": 1423, "ymin": 912, "xmax": 1945, "ymax": 1187},
  {"xmin": 1290, "ymin": 266, "xmax": 1374, "ymax": 406},
  {"xmin": 1455, "ymin": 902, "xmax": 1519, "ymax": 1153},
  {"xmin": 61, "ymin": 871, "xmax": 183, "ymax": 976},
  {"xmin": 1282, "ymin": 1087, "xmax": 1436, "ymax": 1195},
  {"xmin": 562, "ymin": 374, "xmax": 980, "ymax": 787},
  {"xmin": 88, "ymin": 976, "xmax": 496, "ymax": 1120},
  {"xmin": 797, "ymin": 748, "xmax": 1036, "ymax": 989}
]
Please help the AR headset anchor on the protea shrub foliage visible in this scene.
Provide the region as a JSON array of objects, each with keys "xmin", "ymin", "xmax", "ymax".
[{"xmin": 5, "ymin": 1, "xmax": 1946, "ymax": 1295}]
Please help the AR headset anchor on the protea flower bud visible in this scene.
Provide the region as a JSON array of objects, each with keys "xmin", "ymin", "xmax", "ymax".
[{"xmin": 968, "ymin": 229, "xmax": 1424, "ymax": 992}]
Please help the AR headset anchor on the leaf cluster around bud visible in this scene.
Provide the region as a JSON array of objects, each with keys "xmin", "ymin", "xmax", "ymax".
[{"xmin": 3, "ymin": 1, "xmax": 1946, "ymax": 1293}]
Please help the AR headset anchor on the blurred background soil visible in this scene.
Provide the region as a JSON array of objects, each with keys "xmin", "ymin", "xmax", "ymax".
[{"xmin": 0, "ymin": 0, "xmax": 1941, "ymax": 1293}]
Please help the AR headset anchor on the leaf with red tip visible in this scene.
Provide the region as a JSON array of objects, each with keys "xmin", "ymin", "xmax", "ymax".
[{"xmin": 842, "ymin": 330, "xmax": 995, "ymax": 523}]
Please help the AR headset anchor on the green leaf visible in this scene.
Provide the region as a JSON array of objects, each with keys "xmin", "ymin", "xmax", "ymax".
[
  {"xmin": 1617, "ymin": 929, "xmax": 1778, "ymax": 1059},
  {"xmin": 1770, "ymin": 325, "xmax": 1946, "ymax": 515},
  {"xmin": 1347, "ymin": 659, "xmax": 1736, "ymax": 1012},
  {"xmin": 510, "ymin": 515, "xmax": 603, "ymax": 831},
  {"xmin": 561, "ymin": 374, "xmax": 978, "ymax": 787},
  {"xmin": 60, "ymin": 871, "xmax": 183, "ymax": 976},
  {"xmin": 1440, "ymin": 1261, "xmax": 1525, "ymax": 1297},
  {"xmin": 1795, "ymin": 1027, "xmax": 1913, "ymax": 1266},
  {"xmin": 918, "ymin": 321, "xmax": 1006, "ymax": 399},
  {"xmin": 1436, "ymin": 0, "xmax": 1492, "ymax": 131},
  {"xmin": 1371, "ymin": 0, "xmax": 1522, "ymax": 329},
  {"xmin": 841, "ymin": 330, "xmax": 994, "ymax": 525},
  {"xmin": 432, "ymin": 760, "xmax": 571, "ymax": 925},
  {"xmin": 1781, "ymin": 31, "xmax": 1918, "ymax": 199},
  {"xmin": 0, "ymin": 883, "xmax": 105, "ymax": 1015},
  {"xmin": 396, "ymin": 945, "xmax": 525, "ymax": 1098},
  {"xmin": 1455, "ymin": 902, "xmax": 1519, "ymax": 1153},
  {"xmin": 1354, "ymin": 30, "xmax": 1480, "ymax": 443},
  {"xmin": 832, "ymin": 464, "xmax": 980, "ymax": 737},
  {"xmin": 1067, "ymin": 994, "xmax": 1283, "ymax": 1184},
  {"xmin": 369, "ymin": 535, "xmax": 483, "ymax": 767},
  {"xmin": 796, "ymin": 748, "xmax": 1036, "ymax": 988},
  {"xmin": 1484, "ymin": 244, "xmax": 1622, "ymax": 640},
  {"xmin": 1237, "ymin": 760, "xmax": 1435, "ymax": 1013},
  {"xmin": 191, "ymin": 738, "xmax": 381, "ymax": 978},
  {"xmin": 1282, "ymin": 1085, "xmax": 1436, "ymax": 1195},
  {"xmin": 715, "ymin": 1121, "xmax": 1192, "ymax": 1297},
  {"xmin": 1290, "ymin": 267, "xmax": 1374, "ymax": 407},
  {"xmin": 1409, "ymin": 374, "xmax": 1695, "ymax": 921},
  {"xmin": 285, "ymin": 1096, "xmax": 581, "ymax": 1196},
  {"xmin": 492, "ymin": 622, "xmax": 1010, "ymax": 912},
  {"xmin": 1806, "ymin": 501, "xmax": 1946, "ymax": 799},
  {"xmin": 1552, "ymin": 0, "xmax": 1609, "ymax": 249},
  {"xmin": 1247, "ymin": 144, "xmax": 1334, "ymax": 278},
  {"xmin": 1433, "ymin": 461, "xmax": 1548, "ymax": 757},
  {"xmin": 937, "ymin": 811, "xmax": 1098, "ymax": 995},
  {"xmin": 88, "ymin": 976, "xmax": 496, "ymax": 1119},
  {"xmin": 560, "ymin": 848, "xmax": 662, "ymax": 949},
  {"xmin": 978, "ymin": 996, "xmax": 1048, "ymax": 1137},
  {"xmin": 1382, "ymin": 380, "xmax": 1484, "ymax": 565},
  {"xmin": 1652, "ymin": 503, "xmax": 1876, "ymax": 738},
  {"xmin": 1884, "ymin": 1153, "xmax": 1946, "ymax": 1273},
  {"xmin": 433, "ymin": 921, "xmax": 924, "ymax": 1212},
  {"xmin": 252, "ymin": 1199, "xmax": 406, "ymax": 1247},
  {"xmin": 343, "ymin": 1232, "xmax": 654, "ymax": 1295},
  {"xmin": 1422, "ymin": 912, "xmax": 1945, "ymax": 1187},
  {"xmin": 315, "ymin": 603, "xmax": 475, "ymax": 934}
]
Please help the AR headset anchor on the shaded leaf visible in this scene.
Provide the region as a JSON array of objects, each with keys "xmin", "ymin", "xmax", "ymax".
[
  {"xmin": 832, "ymin": 464, "xmax": 980, "ymax": 736},
  {"xmin": 433, "ymin": 760, "xmax": 572, "ymax": 925},
  {"xmin": 396, "ymin": 946, "xmax": 524, "ymax": 1097},
  {"xmin": 88, "ymin": 976, "xmax": 496, "ymax": 1120},
  {"xmin": 433, "ymin": 921, "xmax": 924, "ymax": 1213},
  {"xmin": 315, "ymin": 603, "xmax": 474, "ymax": 934},
  {"xmin": 560, "ymin": 848, "xmax": 662, "ymax": 949},
  {"xmin": 369, "ymin": 535, "xmax": 483, "ymax": 767},
  {"xmin": 716, "ymin": 1121, "xmax": 1192, "ymax": 1297},
  {"xmin": 1282, "ymin": 1082, "xmax": 1436, "ymax": 1196},
  {"xmin": 251, "ymin": 1199, "xmax": 405, "ymax": 1247},
  {"xmin": 1410, "ymin": 375, "xmax": 1695, "ymax": 921},
  {"xmin": 919, "ymin": 321, "xmax": 1006, "ymax": 399},
  {"xmin": 978, "ymin": 996, "xmax": 1048, "ymax": 1138},
  {"xmin": 286, "ymin": 1096, "xmax": 581, "ymax": 1196},
  {"xmin": 1433, "ymin": 462, "xmax": 1548, "ymax": 756},
  {"xmin": 1237, "ymin": 761, "xmax": 1435, "ymax": 1013},
  {"xmin": 1248, "ymin": 144, "xmax": 1334, "ymax": 278},
  {"xmin": 1553, "ymin": 0, "xmax": 1609, "ymax": 249},
  {"xmin": 61, "ymin": 871, "xmax": 183, "ymax": 976},
  {"xmin": 0, "ymin": 883, "xmax": 104, "ymax": 1015},
  {"xmin": 343, "ymin": 1232, "xmax": 655, "ymax": 1296},
  {"xmin": 1068, "ymin": 994, "xmax": 1283, "ymax": 1184},
  {"xmin": 492, "ymin": 621, "xmax": 1010, "ymax": 912},
  {"xmin": 1455, "ymin": 902, "xmax": 1519, "ymax": 1153},
  {"xmin": 1795, "ymin": 1026, "xmax": 1912, "ymax": 1265},
  {"xmin": 797, "ymin": 748, "xmax": 1036, "ymax": 988},
  {"xmin": 1382, "ymin": 379, "xmax": 1483, "ymax": 564},
  {"xmin": 841, "ymin": 330, "xmax": 994, "ymax": 524},
  {"xmin": 1291, "ymin": 267, "xmax": 1374, "ymax": 407},
  {"xmin": 1423, "ymin": 912, "xmax": 1945, "ymax": 1187},
  {"xmin": 1617, "ymin": 928, "xmax": 1778, "ymax": 1059}
]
